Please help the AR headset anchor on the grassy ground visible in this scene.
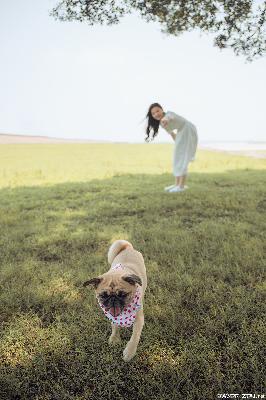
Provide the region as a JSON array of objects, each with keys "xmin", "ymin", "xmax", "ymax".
[{"xmin": 0, "ymin": 144, "xmax": 265, "ymax": 400}]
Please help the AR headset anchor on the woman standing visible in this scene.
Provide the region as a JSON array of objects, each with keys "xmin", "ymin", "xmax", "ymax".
[{"xmin": 145, "ymin": 103, "xmax": 198, "ymax": 192}]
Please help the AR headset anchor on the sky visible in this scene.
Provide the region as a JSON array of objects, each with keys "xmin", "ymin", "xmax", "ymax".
[{"xmin": 0, "ymin": 0, "xmax": 265, "ymax": 143}]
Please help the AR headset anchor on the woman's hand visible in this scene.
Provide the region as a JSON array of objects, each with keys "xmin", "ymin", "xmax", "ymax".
[{"xmin": 161, "ymin": 118, "xmax": 168, "ymax": 128}]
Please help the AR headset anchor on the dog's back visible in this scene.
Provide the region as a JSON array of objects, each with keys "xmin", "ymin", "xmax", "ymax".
[{"xmin": 107, "ymin": 240, "xmax": 147, "ymax": 293}]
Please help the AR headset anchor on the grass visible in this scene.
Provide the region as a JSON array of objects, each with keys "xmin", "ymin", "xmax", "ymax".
[
  {"xmin": 0, "ymin": 144, "xmax": 265, "ymax": 400},
  {"xmin": 0, "ymin": 143, "xmax": 265, "ymax": 188}
]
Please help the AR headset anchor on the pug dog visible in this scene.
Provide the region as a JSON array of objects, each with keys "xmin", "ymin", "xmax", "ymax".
[{"xmin": 83, "ymin": 239, "xmax": 147, "ymax": 362}]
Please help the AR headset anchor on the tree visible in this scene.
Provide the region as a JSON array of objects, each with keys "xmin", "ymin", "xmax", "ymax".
[{"xmin": 51, "ymin": 0, "xmax": 266, "ymax": 61}]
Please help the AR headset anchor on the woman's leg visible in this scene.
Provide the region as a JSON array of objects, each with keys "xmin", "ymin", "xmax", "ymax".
[
  {"xmin": 179, "ymin": 175, "xmax": 186, "ymax": 188},
  {"xmin": 175, "ymin": 176, "xmax": 181, "ymax": 186}
]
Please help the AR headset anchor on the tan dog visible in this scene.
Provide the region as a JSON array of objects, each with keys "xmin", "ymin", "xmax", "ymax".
[{"xmin": 83, "ymin": 240, "xmax": 147, "ymax": 362}]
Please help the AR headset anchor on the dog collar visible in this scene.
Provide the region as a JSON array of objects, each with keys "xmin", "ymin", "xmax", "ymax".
[{"xmin": 98, "ymin": 263, "xmax": 142, "ymax": 327}]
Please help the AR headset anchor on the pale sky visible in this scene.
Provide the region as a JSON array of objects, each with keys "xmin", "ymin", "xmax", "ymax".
[{"xmin": 0, "ymin": 0, "xmax": 265, "ymax": 143}]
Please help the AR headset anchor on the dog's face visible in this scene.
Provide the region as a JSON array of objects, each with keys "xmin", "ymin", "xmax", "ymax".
[{"xmin": 83, "ymin": 273, "xmax": 142, "ymax": 317}]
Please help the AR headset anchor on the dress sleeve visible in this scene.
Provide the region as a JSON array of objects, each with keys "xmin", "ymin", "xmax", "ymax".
[
  {"xmin": 162, "ymin": 111, "xmax": 174, "ymax": 133},
  {"xmin": 163, "ymin": 112, "xmax": 174, "ymax": 122},
  {"xmin": 161, "ymin": 112, "xmax": 174, "ymax": 133}
]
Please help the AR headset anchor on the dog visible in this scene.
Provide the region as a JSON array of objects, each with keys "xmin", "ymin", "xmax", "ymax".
[{"xmin": 83, "ymin": 239, "xmax": 147, "ymax": 362}]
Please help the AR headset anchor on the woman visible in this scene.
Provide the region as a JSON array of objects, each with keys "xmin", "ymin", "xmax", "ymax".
[{"xmin": 145, "ymin": 103, "xmax": 198, "ymax": 192}]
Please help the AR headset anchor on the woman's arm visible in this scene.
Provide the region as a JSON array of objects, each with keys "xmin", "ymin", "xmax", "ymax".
[
  {"xmin": 168, "ymin": 131, "xmax": 176, "ymax": 141},
  {"xmin": 161, "ymin": 117, "xmax": 176, "ymax": 141}
]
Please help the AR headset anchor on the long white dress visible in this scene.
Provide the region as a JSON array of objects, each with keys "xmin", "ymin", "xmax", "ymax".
[{"xmin": 160, "ymin": 111, "xmax": 198, "ymax": 176}]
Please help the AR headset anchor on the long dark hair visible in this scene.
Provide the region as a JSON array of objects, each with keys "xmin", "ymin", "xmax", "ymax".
[{"xmin": 145, "ymin": 103, "xmax": 163, "ymax": 142}]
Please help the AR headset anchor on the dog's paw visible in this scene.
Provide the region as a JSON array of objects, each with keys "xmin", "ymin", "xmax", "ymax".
[
  {"xmin": 108, "ymin": 335, "xmax": 121, "ymax": 346},
  {"xmin": 123, "ymin": 343, "xmax": 137, "ymax": 362}
]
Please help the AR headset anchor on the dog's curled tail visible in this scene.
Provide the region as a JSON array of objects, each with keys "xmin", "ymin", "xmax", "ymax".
[{"xmin": 107, "ymin": 240, "xmax": 133, "ymax": 264}]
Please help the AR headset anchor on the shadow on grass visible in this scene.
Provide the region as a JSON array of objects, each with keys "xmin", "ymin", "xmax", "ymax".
[{"xmin": 0, "ymin": 170, "xmax": 265, "ymax": 399}]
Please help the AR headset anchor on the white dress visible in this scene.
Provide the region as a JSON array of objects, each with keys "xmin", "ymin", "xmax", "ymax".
[{"xmin": 160, "ymin": 111, "xmax": 198, "ymax": 176}]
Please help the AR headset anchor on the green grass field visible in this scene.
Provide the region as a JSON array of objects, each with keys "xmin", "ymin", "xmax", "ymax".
[{"xmin": 0, "ymin": 144, "xmax": 265, "ymax": 400}]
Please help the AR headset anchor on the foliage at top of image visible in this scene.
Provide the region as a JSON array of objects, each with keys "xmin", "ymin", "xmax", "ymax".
[{"xmin": 51, "ymin": 0, "xmax": 266, "ymax": 61}]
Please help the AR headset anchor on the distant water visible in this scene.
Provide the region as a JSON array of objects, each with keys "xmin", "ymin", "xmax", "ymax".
[{"xmin": 199, "ymin": 141, "xmax": 266, "ymax": 151}]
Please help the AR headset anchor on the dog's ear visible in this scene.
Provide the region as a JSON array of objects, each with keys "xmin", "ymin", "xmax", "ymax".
[
  {"xmin": 83, "ymin": 277, "xmax": 102, "ymax": 288},
  {"xmin": 122, "ymin": 274, "xmax": 142, "ymax": 286}
]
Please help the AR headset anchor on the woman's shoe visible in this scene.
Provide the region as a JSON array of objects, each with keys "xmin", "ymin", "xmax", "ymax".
[
  {"xmin": 168, "ymin": 186, "xmax": 185, "ymax": 193},
  {"xmin": 164, "ymin": 184, "xmax": 176, "ymax": 191}
]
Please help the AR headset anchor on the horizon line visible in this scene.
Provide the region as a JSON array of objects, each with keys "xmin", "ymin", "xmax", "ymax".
[{"xmin": 0, "ymin": 132, "xmax": 265, "ymax": 145}]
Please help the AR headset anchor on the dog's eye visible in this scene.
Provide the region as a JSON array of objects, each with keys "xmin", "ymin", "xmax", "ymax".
[{"xmin": 118, "ymin": 291, "xmax": 127, "ymax": 298}]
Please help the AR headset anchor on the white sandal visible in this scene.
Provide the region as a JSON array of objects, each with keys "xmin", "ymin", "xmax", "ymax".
[
  {"xmin": 168, "ymin": 186, "xmax": 186, "ymax": 193},
  {"xmin": 164, "ymin": 184, "xmax": 176, "ymax": 191}
]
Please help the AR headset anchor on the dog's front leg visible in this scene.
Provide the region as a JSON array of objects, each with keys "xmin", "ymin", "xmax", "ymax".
[
  {"xmin": 109, "ymin": 323, "xmax": 121, "ymax": 345},
  {"xmin": 123, "ymin": 309, "xmax": 144, "ymax": 362}
]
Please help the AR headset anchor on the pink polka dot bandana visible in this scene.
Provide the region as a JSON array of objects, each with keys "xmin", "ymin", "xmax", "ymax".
[
  {"xmin": 111, "ymin": 263, "xmax": 126, "ymax": 271},
  {"xmin": 98, "ymin": 263, "xmax": 142, "ymax": 327}
]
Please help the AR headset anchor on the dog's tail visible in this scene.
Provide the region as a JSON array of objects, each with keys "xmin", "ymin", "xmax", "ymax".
[{"xmin": 107, "ymin": 240, "xmax": 133, "ymax": 264}]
